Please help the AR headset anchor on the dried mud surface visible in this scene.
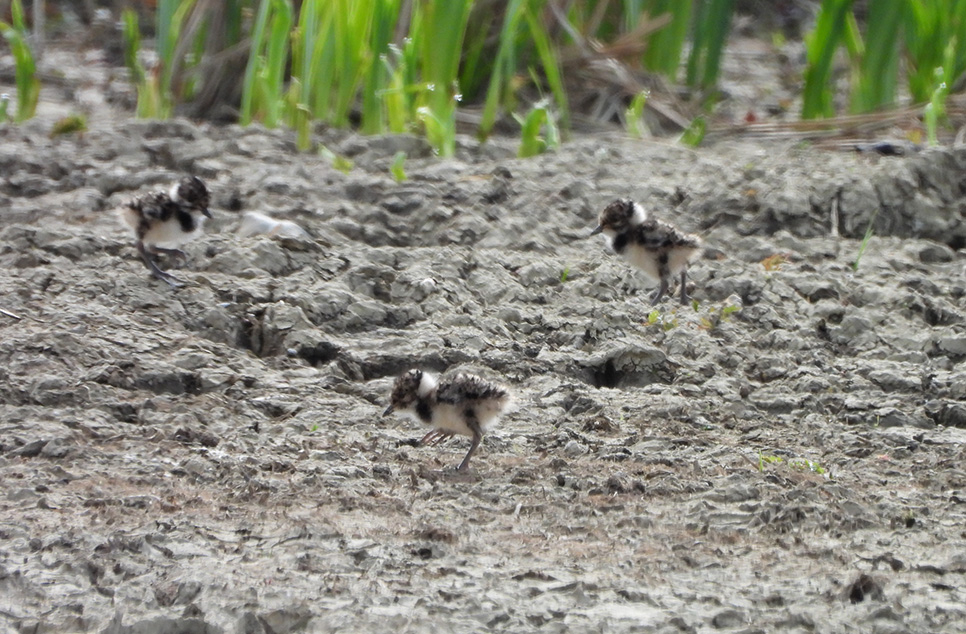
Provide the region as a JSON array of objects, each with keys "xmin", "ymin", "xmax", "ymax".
[{"xmin": 4, "ymin": 59, "xmax": 966, "ymax": 634}]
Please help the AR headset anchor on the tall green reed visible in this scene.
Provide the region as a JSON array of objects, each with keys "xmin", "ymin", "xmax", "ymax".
[
  {"xmin": 148, "ymin": 0, "xmax": 737, "ymax": 153},
  {"xmin": 804, "ymin": 0, "xmax": 966, "ymax": 130},
  {"xmin": 0, "ymin": 0, "xmax": 40, "ymax": 122},
  {"xmin": 123, "ymin": 0, "xmax": 200, "ymax": 119},
  {"xmin": 905, "ymin": 0, "xmax": 966, "ymax": 103},
  {"xmin": 477, "ymin": 0, "xmax": 569, "ymax": 144},
  {"xmin": 639, "ymin": 0, "xmax": 693, "ymax": 79},
  {"xmin": 123, "ymin": 10, "xmax": 163, "ymax": 118},
  {"xmin": 240, "ymin": 0, "xmax": 292, "ymax": 127},
  {"xmin": 685, "ymin": 0, "xmax": 734, "ymax": 91},
  {"xmin": 247, "ymin": 0, "xmax": 404, "ymax": 149},
  {"xmin": 802, "ymin": 0, "xmax": 854, "ymax": 119},
  {"xmin": 850, "ymin": 1, "xmax": 901, "ymax": 113},
  {"xmin": 413, "ymin": 0, "xmax": 473, "ymax": 156}
]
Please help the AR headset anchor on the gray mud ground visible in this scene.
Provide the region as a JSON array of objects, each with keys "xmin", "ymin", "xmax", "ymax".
[{"xmin": 3, "ymin": 50, "xmax": 966, "ymax": 634}]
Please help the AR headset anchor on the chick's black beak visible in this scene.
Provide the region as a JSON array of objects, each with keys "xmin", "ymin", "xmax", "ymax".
[
  {"xmin": 590, "ymin": 225, "xmax": 603, "ymax": 237},
  {"xmin": 383, "ymin": 404, "xmax": 394, "ymax": 417},
  {"xmin": 203, "ymin": 208, "xmax": 213, "ymax": 219}
]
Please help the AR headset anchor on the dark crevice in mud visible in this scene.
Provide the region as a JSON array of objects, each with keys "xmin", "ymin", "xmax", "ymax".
[
  {"xmin": 296, "ymin": 341, "xmax": 340, "ymax": 367},
  {"xmin": 908, "ymin": 297, "xmax": 962, "ymax": 327},
  {"xmin": 237, "ymin": 309, "xmax": 268, "ymax": 357},
  {"xmin": 584, "ymin": 359, "xmax": 671, "ymax": 390},
  {"xmin": 848, "ymin": 574, "xmax": 884, "ymax": 604},
  {"xmin": 593, "ymin": 359, "xmax": 620, "ymax": 389},
  {"xmin": 134, "ymin": 371, "xmax": 203, "ymax": 396},
  {"xmin": 925, "ymin": 402, "xmax": 966, "ymax": 428},
  {"xmin": 105, "ymin": 401, "xmax": 139, "ymax": 424}
]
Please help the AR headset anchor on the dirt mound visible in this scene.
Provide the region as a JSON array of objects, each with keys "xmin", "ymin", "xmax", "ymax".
[{"xmin": 2, "ymin": 97, "xmax": 966, "ymax": 633}]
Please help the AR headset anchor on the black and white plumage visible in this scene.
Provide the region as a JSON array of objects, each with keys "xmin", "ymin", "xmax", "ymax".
[
  {"xmin": 383, "ymin": 369, "xmax": 512, "ymax": 471},
  {"xmin": 118, "ymin": 176, "xmax": 212, "ymax": 287},
  {"xmin": 591, "ymin": 198, "xmax": 702, "ymax": 305}
]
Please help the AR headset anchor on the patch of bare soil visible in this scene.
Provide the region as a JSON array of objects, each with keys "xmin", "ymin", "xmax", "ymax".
[{"xmin": 2, "ymin": 42, "xmax": 966, "ymax": 634}]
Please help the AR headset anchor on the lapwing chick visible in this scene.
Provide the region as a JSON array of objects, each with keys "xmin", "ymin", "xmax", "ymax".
[
  {"xmin": 383, "ymin": 369, "xmax": 512, "ymax": 472},
  {"xmin": 591, "ymin": 198, "xmax": 702, "ymax": 305},
  {"xmin": 118, "ymin": 176, "xmax": 211, "ymax": 287}
]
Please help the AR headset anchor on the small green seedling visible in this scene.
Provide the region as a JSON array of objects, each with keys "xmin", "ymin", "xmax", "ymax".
[
  {"xmin": 925, "ymin": 66, "xmax": 948, "ymax": 146},
  {"xmin": 679, "ymin": 115, "xmax": 706, "ymax": 147},
  {"xmin": 319, "ymin": 145, "xmax": 354, "ymax": 173},
  {"xmin": 560, "ymin": 267, "xmax": 570, "ymax": 283},
  {"xmin": 390, "ymin": 151, "xmax": 407, "ymax": 182},
  {"xmin": 698, "ymin": 301, "xmax": 740, "ymax": 331},
  {"xmin": 515, "ymin": 98, "xmax": 559, "ymax": 158},
  {"xmin": 757, "ymin": 449, "xmax": 783, "ymax": 472},
  {"xmin": 0, "ymin": 94, "xmax": 9, "ymax": 122},
  {"xmin": 625, "ymin": 90, "xmax": 648, "ymax": 139},
  {"xmin": 645, "ymin": 308, "xmax": 677, "ymax": 330},
  {"xmin": 852, "ymin": 208, "xmax": 879, "ymax": 271},
  {"xmin": 416, "ymin": 105, "xmax": 450, "ymax": 157},
  {"xmin": 789, "ymin": 458, "xmax": 827, "ymax": 475}
]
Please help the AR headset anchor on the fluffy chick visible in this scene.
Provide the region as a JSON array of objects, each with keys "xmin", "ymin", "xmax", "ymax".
[
  {"xmin": 591, "ymin": 198, "xmax": 702, "ymax": 305},
  {"xmin": 383, "ymin": 369, "xmax": 512, "ymax": 471},
  {"xmin": 118, "ymin": 176, "xmax": 211, "ymax": 287}
]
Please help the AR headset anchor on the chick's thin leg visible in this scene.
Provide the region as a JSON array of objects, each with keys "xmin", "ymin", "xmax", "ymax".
[
  {"xmin": 679, "ymin": 268, "xmax": 690, "ymax": 305},
  {"xmin": 457, "ymin": 416, "xmax": 483, "ymax": 472},
  {"xmin": 138, "ymin": 240, "xmax": 184, "ymax": 287},
  {"xmin": 421, "ymin": 429, "xmax": 454, "ymax": 446},
  {"xmin": 149, "ymin": 245, "xmax": 188, "ymax": 265}
]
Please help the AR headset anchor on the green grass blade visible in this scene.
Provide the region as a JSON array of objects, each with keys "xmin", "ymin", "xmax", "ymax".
[
  {"xmin": 802, "ymin": 0, "xmax": 855, "ymax": 119},
  {"xmin": 640, "ymin": 0, "xmax": 690, "ymax": 78},
  {"xmin": 851, "ymin": 0, "xmax": 901, "ymax": 113},
  {"xmin": 642, "ymin": 0, "xmax": 693, "ymax": 79},
  {"xmin": 686, "ymin": 0, "xmax": 735, "ymax": 91},
  {"xmin": 478, "ymin": 0, "xmax": 528, "ymax": 142},
  {"xmin": 121, "ymin": 9, "xmax": 150, "ymax": 117},
  {"xmin": 240, "ymin": 0, "xmax": 273, "ymax": 125},
  {"xmin": 157, "ymin": 0, "xmax": 176, "ymax": 74},
  {"xmin": 309, "ymin": 11, "xmax": 336, "ymax": 120},
  {"xmin": 625, "ymin": 90, "xmax": 649, "ymax": 138},
  {"xmin": 390, "ymin": 151, "xmax": 407, "ymax": 181},
  {"xmin": 415, "ymin": 0, "xmax": 473, "ymax": 156},
  {"xmin": 0, "ymin": 0, "xmax": 39, "ymax": 122},
  {"xmin": 290, "ymin": 0, "xmax": 319, "ymax": 146},
  {"xmin": 516, "ymin": 103, "xmax": 548, "ymax": 157},
  {"xmin": 361, "ymin": 0, "xmax": 401, "ymax": 134},
  {"xmin": 263, "ymin": 0, "xmax": 292, "ymax": 128},
  {"xmin": 459, "ymin": 5, "xmax": 496, "ymax": 103},
  {"xmin": 904, "ymin": 0, "xmax": 940, "ymax": 102},
  {"xmin": 852, "ymin": 208, "xmax": 878, "ymax": 270},
  {"xmin": 331, "ymin": 0, "xmax": 369, "ymax": 126},
  {"xmin": 679, "ymin": 115, "xmax": 706, "ymax": 146},
  {"xmin": 382, "ymin": 51, "xmax": 410, "ymax": 133},
  {"xmin": 524, "ymin": 4, "xmax": 570, "ymax": 138}
]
